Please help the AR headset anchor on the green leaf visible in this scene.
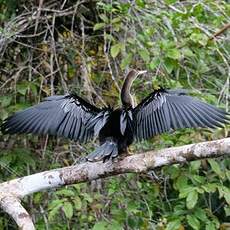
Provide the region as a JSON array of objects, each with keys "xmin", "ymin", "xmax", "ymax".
[
  {"xmin": 111, "ymin": 17, "xmax": 121, "ymax": 24},
  {"xmin": 190, "ymin": 33, "xmax": 208, "ymax": 46},
  {"xmin": 201, "ymin": 183, "xmax": 217, "ymax": 193},
  {"xmin": 17, "ymin": 83, "xmax": 28, "ymax": 95},
  {"xmin": 164, "ymin": 58, "xmax": 175, "ymax": 74},
  {"xmin": 92, "ymin": 221, "xmax": 108, "ymax": 230},
  {"xmin": 121, "ymin": 53, "xmax": 132, "ymax": 69},
  {"xmin": 205, "ymin": 222, "xmax": 216, "ymax": 230},
  {"xmin": 226, "ymin": 170, "xmax": 230, "ymax": 181},
  {"xmin": 29, "ymin": 82, "xmax": 37, "ymax": 96},
  {"xmin": 93, "ymin": 23, "xmax": 106, "ymax": 31},
  {"xmin": 166, "ymin": 219, "xmax": 181, "ymax": 230},
  {"xmin": 127, "ymin": 202, "xmax": 139, "ymax": 213},
  {"xmin": 63, "ymin": 202, "xmax": 73, "ymax": 219},
  {"xmin": 190, "ymin": 161, "xmax": 201, "ymax": 172},
  {"xmin": 192, "ymin": 175, "xmax": 205, "ymax": 184},
  {"xmin": 179, "ymin": 185, "xmax": 195, "ymax": 198},
  {"xmin": 166, "ymin": 48, "xmax": 181, "ymax": 60},
  {"xmin": 111, "ymin": 208, "xmax": 126, "ymax": 222},
  {"xmin": 33, "ymin": 193, "xmax": 42, "ymax": 205},
  {"xmin": 186, "ymin": 190, "xmax": 198, "ymax": 209},
  {"xmin": 0, "ymin": 109, "xmax": 8, "ymax": 120},
  {"xmin": 182, "ymin": 48, "xmax": 195, "ymax": 57},
  {"xmin": 194, "ymin": 208, "xmax": 207, "ymax": 221},
  {"xmin": 218, "ymin": 186, "xmax": 230, "ymax": 205},
  {"xmin": 0, "ymin": 96, "xmax": 12, "ymax": 107},
  {"xmin": 175, "ymin": 175, "xmax": 188, "ymax": 190},
  {"xmin": 83, "ymin": 193, "xmax": 93, "ymax": 203},
  {"xmin": 73, "ymin": 196, "xmax": 82, "ymax": 210},
  {"xmin": 149, "ymin": 58, "xmax": 160, "ymax": 70},
  {"xmin": 55, "ymin": 189, "xmax": 75, "ymax": 197},
  {"xmin": 165, "ymin": 165, "xmax": 180, "ymax": 179},
  {"xmin": 187, "ymin": 215, "xmax": 200, "ymax": 230},
  {"xmin": 165, "ymin": 0, "xmax": 177, "ymax": 4},
  {"xmin": 208, "ymin": 159, "xmax": 223, "ymax": 178},
  {"xmin": 99, "ymin": 14, "xmax": 109, "ymax": 23},
  {"xmin": 138, "ymin": 48, "xmax": 150, "ymax": 62},
  {"xmin": 111, "ymin": 43, "xmax": 122, "ymax": 58},
  {"xmin": 109, "ymin": 220, "xmax": 123, "ymax": 230},
  {"xmin": 224, "ymin": 205, "xmax": 230, "ymax": 216},
  {"xmin": 104, "ymin": 33, "xmax": 114, "ymax": 41},
  {"xmin": 48, "ymin": 203, "xmax": 63, "ymax": 220},
  {"xmin": 136, "ymin": 0, "xmax": 145, "ymax": 8}
]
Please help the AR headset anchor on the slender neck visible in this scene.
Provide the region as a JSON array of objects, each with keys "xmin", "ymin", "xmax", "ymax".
[{"xmin": 121, "ymin": 70, "xmax": 138, "ymax": 109}]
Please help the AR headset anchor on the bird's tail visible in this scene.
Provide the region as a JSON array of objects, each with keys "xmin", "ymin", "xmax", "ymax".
[{"xmin": 86, "ymin": 140, "xmax": 118, "ymax": 162}]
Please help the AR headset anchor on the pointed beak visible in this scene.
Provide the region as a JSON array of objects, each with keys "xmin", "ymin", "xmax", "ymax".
[{"xmin": 137, "ymin": 70, "xmax": 147, "ymax": 76}]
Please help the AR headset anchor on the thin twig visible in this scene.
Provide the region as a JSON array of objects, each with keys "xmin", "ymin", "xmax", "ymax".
[{"xmin": 210, "ymin": 22, "xmax": 230, "ymax": 40}]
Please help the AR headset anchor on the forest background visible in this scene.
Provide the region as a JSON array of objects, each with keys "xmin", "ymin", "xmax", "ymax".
[{"xmin": 0, "ymin": 0, "xmax": 229, "ymax": 229}]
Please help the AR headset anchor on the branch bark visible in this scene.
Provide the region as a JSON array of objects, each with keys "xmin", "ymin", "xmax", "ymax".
[{"xmin": 0, "ymin": 137, "xmax": 230, "ymax": 229}]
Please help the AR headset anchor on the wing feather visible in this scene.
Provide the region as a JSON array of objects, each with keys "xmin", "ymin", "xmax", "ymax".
[
  {"xmin": 133, "ymin": 89, "xmax": 229, "ymax": 141},
  {"xmin": 1, "ymin": 94, "xmax": 111, "ymax": 143}
]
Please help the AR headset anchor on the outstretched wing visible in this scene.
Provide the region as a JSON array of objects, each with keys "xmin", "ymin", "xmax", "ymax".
[
  {"xmin": 1, "ymin": 94, "xmax": 111, "ymax": 143},
  {"xmin": 132, "ymin": 89, "xmax": 229, "ymax": 141}
]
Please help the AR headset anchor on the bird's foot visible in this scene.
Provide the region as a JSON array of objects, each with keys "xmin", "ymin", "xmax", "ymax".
[{"xmin": 116, "ymin": 148, "xmax": 131, "ymax": 160}]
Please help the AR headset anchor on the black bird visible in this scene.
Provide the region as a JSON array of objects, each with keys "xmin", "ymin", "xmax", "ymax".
[{"xmin": 1, "ymin": 70, "xmax": 229, "ymax": 161}]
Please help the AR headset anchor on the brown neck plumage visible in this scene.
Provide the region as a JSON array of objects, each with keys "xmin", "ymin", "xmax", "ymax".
[{"xmin": 121, "ymin": 70, "xmax": 139, "ymax": 109}]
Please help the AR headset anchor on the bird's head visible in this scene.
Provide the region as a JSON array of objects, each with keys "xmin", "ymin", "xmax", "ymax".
[{"xmin": 127, "ymin": 69, "xmax": 147, "ymax": 81}]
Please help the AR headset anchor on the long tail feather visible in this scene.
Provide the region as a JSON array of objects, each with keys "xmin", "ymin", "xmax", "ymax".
[{"xmin": 86, "ymin": 140, "xmax": 118, "ymax": 162}]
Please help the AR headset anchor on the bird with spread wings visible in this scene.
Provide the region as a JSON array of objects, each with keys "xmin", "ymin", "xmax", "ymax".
[{"xmin": 1, "ymin": 70, "xmax": 229, "ymax": 162}]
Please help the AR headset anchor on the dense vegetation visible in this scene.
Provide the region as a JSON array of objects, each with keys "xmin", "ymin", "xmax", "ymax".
[{"xmin": 0, "ymin": 0, "xmax": 229, "ymax": 229}]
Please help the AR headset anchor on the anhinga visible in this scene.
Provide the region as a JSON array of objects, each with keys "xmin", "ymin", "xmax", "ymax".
[{"xmin": 1, "ymin": 70, "xmax": 229, "ymax": 162}]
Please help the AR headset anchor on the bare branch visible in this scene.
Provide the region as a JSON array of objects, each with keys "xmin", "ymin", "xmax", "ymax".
[
  {"xmin": 0, "ymin": 195, "xmax": 35, "ymax": 230},
  {"xmin": 210, "ymin": 22, "xmax": 230, "ymax": 40},
  {"xmin": 0, "ymin": 137, "xmax": 230, "ymax": 229}
]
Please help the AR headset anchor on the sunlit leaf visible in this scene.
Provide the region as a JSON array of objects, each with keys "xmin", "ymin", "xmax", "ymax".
[
  {"xmin": 187, "ymin": 215, "xmax": 200, "ymax": 230},
  {"xmin": 208, "ymin": 159, "xmax": 224, "ymax": 178},
  {"xmin": 99, "ymin": 14, "xmax": 108, "ymax": 22},
  {"xmin": 48, "ymin": 203, "xmax": 63, "ymax": 221},
  {"xmin": 111, "ymin": 17, "xmax": 121, "ymax": 24},
  {"xmin": 149, "ymin": 58, "xmax": 160, "ymax": 70},
  {"xmin": 92, "ymin": 221, "xmax": 107, "ymax": 230},
  {"xmin": 121, "ymin": 53, "xmax": 132, "ymax": 69},
  {"xmin": 164, "ymin": 58, "xmax": 175, "ymax": 73},
  {"xmin": 138, "ymin": 48, "xmax": 150, "ymax": 62},
  {"xmin": 72, "ymin": 196, "xmax": 82, "ymax": 210},
  {"xmin": 190, "ymin": 161, "xmax": 201, "ymax": 172},
  {"xmin": 179, "ymin": 185, "xmax": 195, "ymax": 198},
  {"xmin": 205, "ymin": 222, "xmax": 215, "ymax": 230},
  {"xmin": 166, "ymin": 48, "xmax": 181, "ymax": 60},
  {"xmin": 224, "ymin": 206, "xmax": 230, "ymax": 217},
  {"xmin": 166, "ymin": 219, "xmax": 181, "ymax": 230},
  {"xmin": 93, "ymin": 23, "xmax": 106, "ymax": 31},
  {"xmin": 0, "ymin": 96, "xmax": 12, "ymax": 107},
  {"xmin": 17, "ymin": 83, "xmax": 28, "ymax": 95},
  {"xmin": 194, "ymin": 208, "xmax": 207, "ymax": 221},
  {"xmin": 111, "ymin": 43, "xmax": 122, "ymax": 58},
  {"xmin": 186, "ymin": 190, "xmax": 198, "ymax": 209},
  {"xmin": 63, "ymin": 202, "xmax": 73, "ymax": 219},
  {"xmin": 55, "ymin": 189, "xmax": 75, "ymax": 197}
]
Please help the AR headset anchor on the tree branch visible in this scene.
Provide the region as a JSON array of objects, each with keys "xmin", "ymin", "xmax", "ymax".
[
  {"xmin": 210, "ymin": 22, "xmax": 230, "ymax": 40},
  {"xmin": 0, "ymin": 137, "xmax": 230, "ymax": 229}
]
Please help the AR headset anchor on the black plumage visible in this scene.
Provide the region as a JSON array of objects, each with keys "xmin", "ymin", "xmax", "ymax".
[{"xmin": 1, "ymin": 70, "xmax": 229, "ymax": 161}]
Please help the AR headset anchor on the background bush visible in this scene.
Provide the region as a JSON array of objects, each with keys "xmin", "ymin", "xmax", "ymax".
[{"xmin": 0, "ymin": 0, "xmax": 229, "ymax": 229}]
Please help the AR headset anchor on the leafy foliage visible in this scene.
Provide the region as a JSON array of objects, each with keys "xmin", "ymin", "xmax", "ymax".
[{"xmin": 0, "ymin": 0, "xmax": 229, "ymax": 229}]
